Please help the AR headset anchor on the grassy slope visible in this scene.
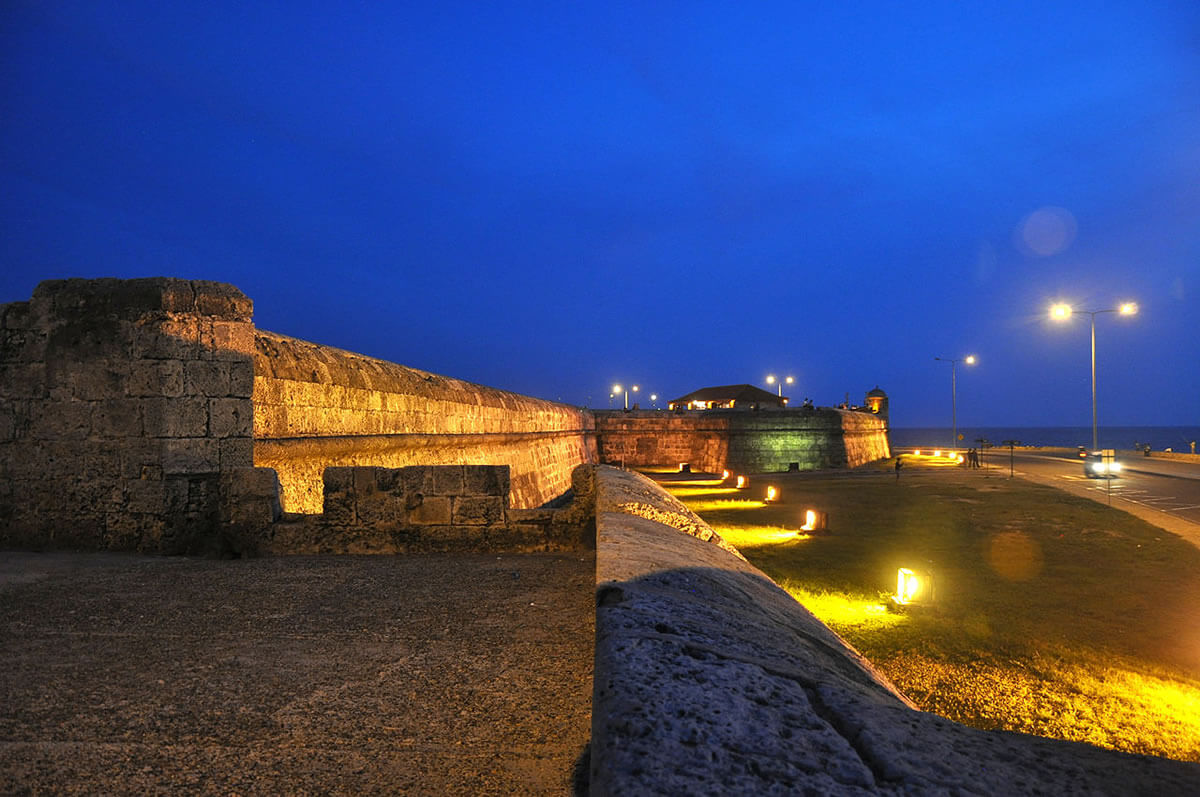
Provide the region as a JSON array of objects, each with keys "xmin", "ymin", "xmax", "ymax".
[{"xmin": 660, "ymin": 466, "xmax": 1200, "ymax": 761}]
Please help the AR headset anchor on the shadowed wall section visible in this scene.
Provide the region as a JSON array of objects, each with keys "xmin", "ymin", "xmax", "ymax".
[
  {"xmin": 594, "ymin": 408, "xmax": 889, "ymax": 473},
  {"xmin": 252, "ymin": 331, "xmax": 596, "ymax": 513}
]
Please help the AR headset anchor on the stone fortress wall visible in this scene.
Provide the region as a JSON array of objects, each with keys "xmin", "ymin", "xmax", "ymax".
[
  {"xmin": 0, "ymin": 276, "xmax": 886, "ymax": 555},
  {"xmin": 0, "ymin": 278, "xmax": 597, "ymax": 553},
  {"xmin": 594, "ymin": 406, "xmax": 890, "ymax": 472},
  {"xmin": 253, "ymin": 330, "xmax": 595, "ymax": 514}
]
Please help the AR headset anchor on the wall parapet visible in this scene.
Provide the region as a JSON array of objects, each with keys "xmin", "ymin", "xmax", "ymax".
[
  {"xmin": 253, "ymin": 330, "xmax": 596, "ymax": 513},
  {"xmin": 589, "ymin": 466, "xmax": 1200, "ymax": 794},
  {"xmin": 221, "ymin": 463, "xmax": 596, "ymax": 556}
]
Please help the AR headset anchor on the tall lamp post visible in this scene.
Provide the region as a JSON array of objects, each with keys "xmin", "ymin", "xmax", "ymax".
[
  {"xmin": 765, "ymin": 374, "xmax": 794, "ymax": 398},
  {"xmin": 934, "ymin": 355, "xmax": 976, "ymax": 450},
  {"xmin": 612, "ymin": 383, "xmax": 639, "ymax": 410},
  {"xmin": 1049, "ymin": 302, "xmax": 1138, "ymax": 451}
]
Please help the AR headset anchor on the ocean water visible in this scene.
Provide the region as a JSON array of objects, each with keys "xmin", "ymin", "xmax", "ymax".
[{"xmin": 891, "ymin": 426, "xmax": 1200, "ymax": 452}]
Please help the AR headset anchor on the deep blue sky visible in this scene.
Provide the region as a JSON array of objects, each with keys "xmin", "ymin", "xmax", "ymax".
[{"xmin": 3, "ymin": 1, "xmax": 1197, "ymax": 427}]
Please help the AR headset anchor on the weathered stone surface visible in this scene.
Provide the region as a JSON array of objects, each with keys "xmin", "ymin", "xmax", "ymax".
[
  {"xmin": 143, "ymin": 397, "xmax": 208, "ymax": 438},
  {"xmin": 161, "ymin": 438, "xmax": 219, "ymax": 474},
  {"xmin": 184, "ymin": 361, "xmax": 230, "ymax": 397},
  {"xmin": 128, "ymin": 360, "xmax": 184, "ymax": 397},
  {"xmin": 208, "ymin": 398, "xmax": 251, "ymax": 438},
  {"xmin": 408, "ymin": 496, "xmax": 451, "ymax": 525},
  {"xmin": 452, "ymin": 495, "xmax": 505, "ymax": 525}
]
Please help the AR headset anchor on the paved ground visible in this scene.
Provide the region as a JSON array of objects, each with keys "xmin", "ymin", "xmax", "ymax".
[{"xmin": 0, "ymin": 551, "xmax": 594, "ymax": 795}]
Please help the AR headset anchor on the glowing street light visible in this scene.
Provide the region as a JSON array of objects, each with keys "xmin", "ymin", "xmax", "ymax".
[
  {"xmin": 934, "ymin": 355, "xmax": 977, "ymax": 450},
  {"xmin": 765, "ymin": 374, "xmax": 795, "ymax": 398},
  {"xmin": 612, "ymin": 383, "xmax": 640, "ymax": 410},
  {"xmin": 1049, "ymin": 301, "xmax": 1139, "ymax": 451}
]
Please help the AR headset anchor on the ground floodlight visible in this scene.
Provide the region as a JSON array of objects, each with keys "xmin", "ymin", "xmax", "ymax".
[
  {"xmin": 892, "ymin": 567, "xmax": 935, "ymax": 611},
  {"xmin": 736, "ymin": 475, "xmax": 748, "ymax": 489},
  {"xmin": 678, "ymin": 462, "xmax": 691, "ymax": 473},
  {"xmin": 799, "ymin": 509, "xmax": 828, "ymax": 532},
  {"xmin": 764, "ymin": 485, "xmax": 778, "ymax": 502}
]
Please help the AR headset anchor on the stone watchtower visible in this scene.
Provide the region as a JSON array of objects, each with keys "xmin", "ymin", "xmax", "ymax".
[{"xmin": 864, "ymin": 386, "xmax": 888, "ymax": 421}]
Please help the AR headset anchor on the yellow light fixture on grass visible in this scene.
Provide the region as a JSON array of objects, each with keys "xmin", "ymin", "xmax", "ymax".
[
  {"xmin": 736, "ymin": 475, "xmax": 748, "ymax": 489},
  {"xmin": 892, "ymin": 567, "xmax": 935, "ymax": 610},
  {"xmin": 764, "ymin": 485, "xmax": 778, "ymax": 502},
  {"xmin": 721, "ymin": 469, "xmax": 731, "ymax": 480},
  {"xmin": 799, "ymin": 509, "xmax": 828, "ymax": 532}
]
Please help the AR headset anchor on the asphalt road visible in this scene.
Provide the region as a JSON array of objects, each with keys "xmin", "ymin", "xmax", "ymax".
[{"xmin": 993, "ymin": 449, "xmax": 1200, "ymax": 527}]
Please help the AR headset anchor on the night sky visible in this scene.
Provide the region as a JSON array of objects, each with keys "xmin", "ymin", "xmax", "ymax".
[{"xmin": 3, "ymin": 2, "xmax": 1197, "ymax": 427}]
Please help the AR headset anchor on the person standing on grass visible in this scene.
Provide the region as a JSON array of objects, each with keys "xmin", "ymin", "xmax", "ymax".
[{"xmin": 895, "ymin": 456, "xmax": 903, "ymax": 481}]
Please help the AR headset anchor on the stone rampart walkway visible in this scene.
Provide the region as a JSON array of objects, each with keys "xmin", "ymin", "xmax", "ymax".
[{"xmin": 0, "ymin": 551, "xmax": 594, "ymax": 795}]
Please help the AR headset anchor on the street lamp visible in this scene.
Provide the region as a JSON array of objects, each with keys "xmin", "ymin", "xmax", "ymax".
[
  {"xmin": 1049, "ymin": 301, "xmax": 1138, "ymax": 451},
  {"xmin": 765, "ymin": 374, "xmax": 794, "ymax": 397},
  {"xmin": 612, "ymin": 383, "xmax": 639, "ymax": 410},
  {"xmin": 650, "ymin": 393, "xmax": 658, "ymax": 409},
  {"xmin": 934, "ymin": 355, "xmax": 976, "ymax": 450}
]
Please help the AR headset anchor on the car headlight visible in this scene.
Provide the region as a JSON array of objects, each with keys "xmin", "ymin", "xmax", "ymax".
[
  {"xmin": 1110, "ymin": 462, "xmax": 1121, "ymax": 472},
  {"xmin": 1091, "ymin": 462, "xmax": 1106, "ymax": 473}
]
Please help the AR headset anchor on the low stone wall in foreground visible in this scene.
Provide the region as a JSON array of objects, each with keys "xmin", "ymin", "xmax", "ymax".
[{"xmin": 588, "ymin": 466, "xmax": 1200, "ymax": 794}]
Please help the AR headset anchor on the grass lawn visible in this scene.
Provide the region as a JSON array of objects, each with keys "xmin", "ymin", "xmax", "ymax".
[{"xmin": 654, "ymin": 461, "xmax": 1200, "ymax": 762}]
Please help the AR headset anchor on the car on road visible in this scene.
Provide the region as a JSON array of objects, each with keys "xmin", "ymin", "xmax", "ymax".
[{"xmin": 1083, "ymin": 451, "xmax": 1122, "ymax": 478}]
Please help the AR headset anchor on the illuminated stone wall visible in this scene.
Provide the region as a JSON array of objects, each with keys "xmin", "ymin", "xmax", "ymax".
[
  {"xmin": 594, "ymin": 408, "xmax": 889, "ymax": 472},
  {"xmin": 252, "ymin": 331, "xmax": 597, "ymax": 513},
  {"xmin": 0, "ymin": 278, "xmax": 255, "ymax": 553},
  {"xmin": 0, "ymin": 277, "xmax": 596, "ymax": 552}
]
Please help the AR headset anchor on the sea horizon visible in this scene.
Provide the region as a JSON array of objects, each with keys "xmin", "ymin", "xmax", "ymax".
[{"xmin": 890, "ymin": 425, "xmax": 1199, "ymax": 452}]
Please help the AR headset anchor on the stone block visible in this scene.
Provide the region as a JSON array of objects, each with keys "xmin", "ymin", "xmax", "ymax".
[
  {"xmin": 0, "ymin": 408, "xmax": 15, "ymax": 441},
  {"xmin": 192, "ymin": 280, "xmax": 253, "ymax": 321},
  {"xmin": 90, "ymin": 398, "xmax": 143, "ymax": 438},
  {"xmin": 463, "ymin": 465, "xmax": 510, "ymax": 497},
  {"xmin": 184, "ymin": 361, "xmax": 230, "ymax": 397},
  {"xmin": 356, "ymin": 469, "xmax": 406, "ymax": 528},
  {"xmin": 220, "ymin": 467, "xmax": 281, "ymax": 525},
  {"xmin": 0, "ymin": 363, "xmax": 47, "ymax": 399},
  {"xmin": 142, "ymin": 397, "xmax": 209, "ymax": 437},
  {"xmin": 161, "ymin": 438, "xmax": 220, "ymax": 474},
  {"xmin": 205, "ymin": 321, "xmax": 256, "ymax": 360},
  {"xmin": 67, "ymin": 360, "xmax": 128, "ymax": 400},
  {"xmin": 83, "ymin": 442, "xmax": 124, "ymax": 479},
  {"xmin": 219, "ymin": 436, "xmax": 253, "ymax": 468},
  {"xmin": 126, "ymin": 479, "xmax": 168, "ymax": 514},
  {"xmin": 30, "ymin": 401, "xmax": 91, "ymax": 440},
  {"xmin": 229, "ymin": 360, "xmax": 255, "ymax": 397},
  {"xmin": 128, "ymin": 360, "xmax": 185, "ymax": 397},
  {"xmin": 322, "ymin": 467, "xmax": 357, "ymax": 525},
  {"xmin": 0, "ymin": 327, "xmax": 47, "ymax": 363},
  {"xmin": 408, "ymin": 495, "xmax": 451, "ymax": 525},
  {"xmin": 208, "ymin": 398, "xmax": 252, "ymax": 438},
  {"xmin": 451, "ymin": 495, "xmax": 505, "ymax": 526},
  {"xmin": 130, "ymin": 317, "xmax": 202, "ymax": 360},
  {"xmin": 430, "ymin": 465, "xmax": 465, "ymax": 495}
]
